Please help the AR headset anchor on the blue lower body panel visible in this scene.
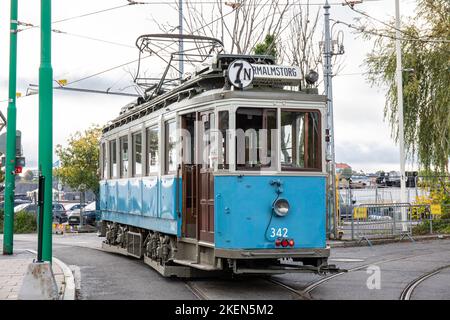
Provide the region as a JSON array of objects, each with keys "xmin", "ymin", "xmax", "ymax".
[
  {"xmin": 214, "ymin": 175, "xmax": 326, "ymax": 250},
  {"xmin": 100, "ymin": 176, "xmax": 181, "ymax": 235}
]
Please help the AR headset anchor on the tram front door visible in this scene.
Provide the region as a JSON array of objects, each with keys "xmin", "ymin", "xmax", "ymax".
[
  {"xmin": 181, "ymin": 111, "xmax": 215, "ymax": 243},
  {"xmin": 198, "ymin": 111, "xmax": 215, "ymax": 243}
]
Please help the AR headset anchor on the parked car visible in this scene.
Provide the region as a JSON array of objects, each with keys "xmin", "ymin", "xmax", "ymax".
[
  {"xmin": 13, "ymin": 202, "xmax": 68, "ymax": 223},
  {"xmin": 0, "ymin": 199, "xmax": 32, "ymax": 208},
  {"xmin": 64, "ymin": 203, "xmax": 86, "ymax": 213},
  {"xmin": 67, "ymin": 201, "xmax": 97, "ymax": 226},
  {"xmin": 53, "ymin": 203, "xmax": 68, "ymax": 223}
]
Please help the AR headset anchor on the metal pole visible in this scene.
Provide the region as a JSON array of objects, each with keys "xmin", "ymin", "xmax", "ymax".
[
  {"xmin": 178, "ymin": 0, "xmax": 184, "ymax": 82},
  {"xmin": 395, "ymin": 0, "xmax": 407, "ymax": 231},
  {"xmin": 39, "ymin": 0, "xmax": 53, "ymax": 262},
  {"xmin": 323, "ymin": 0, "xmax": 338, "ymax": 239},
  {"xmin": 37, "ymin": 175, "xmax": 45, "ymax": 262},
  {"xmin": 3, "ymin": 0, "xmax": 18, "ymax": 255}
]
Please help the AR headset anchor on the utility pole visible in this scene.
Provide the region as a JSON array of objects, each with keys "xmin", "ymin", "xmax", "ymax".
[
  {"xmin": 323, "ymin": 0, "xmax": 338, "ymax": 239},
  {"xmin": 38, "ymin": 0, "xmax": 53, "ymax": 262},
  {"xmin": 179, "ymin": 0, "xmax": 184, "ymax": 82},
  {"xmin": 3, "ymin": 0, "xmax": 18, "ymax": 255},
  {"xmin": 395, "ymin": 0, "xmax": 407, "ymax": 230}
]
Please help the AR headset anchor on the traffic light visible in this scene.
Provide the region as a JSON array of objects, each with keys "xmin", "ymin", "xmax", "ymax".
[{"xmin": 14, "ymin": 156, "xmax": 25, "ymax": 174}]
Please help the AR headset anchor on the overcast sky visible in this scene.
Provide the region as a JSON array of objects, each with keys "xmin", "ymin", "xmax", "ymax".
[{"xmin": 0, "ymin": 0, "xmax": 418, "ymax": 173}]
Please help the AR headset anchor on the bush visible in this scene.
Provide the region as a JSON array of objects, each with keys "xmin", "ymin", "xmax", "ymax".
[
  {"xmin": 412, "ymin": 218, "xmax": 450, "ymax": 235},
  {"xmin": 0, "ymin": 209, "xmax": 37, "ymax": 234}
]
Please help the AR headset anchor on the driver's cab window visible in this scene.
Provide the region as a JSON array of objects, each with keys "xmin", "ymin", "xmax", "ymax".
[{"xmin": 235, "ymin": 107, "xmax": 276, "ymax": 170}]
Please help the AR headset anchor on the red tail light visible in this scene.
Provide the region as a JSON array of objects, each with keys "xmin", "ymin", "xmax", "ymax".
[
  {"xmin": 275, "ymin": 239, "xmax": 281, "ymax": 247},
  {"xmin": 281, "ymin": 239, "xmax": 289, "ymax": 247},
  {"xmin": 289, "ymin": 239, "xmax": 295, "ymax": 247}
]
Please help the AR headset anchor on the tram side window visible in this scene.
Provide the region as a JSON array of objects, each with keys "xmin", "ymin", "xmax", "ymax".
[
  {"xmin": 101, "ymin": 143, "xmax": 107, "ymax": 179},
  {"xmin": 132, "ymin": 132, "xmax": 142, "ymax": 177},
  {"xmin": 236, "ymin": 108, "xmax": 276, "ymax": 170},
  {"xmin": 120, "ymin": 136, "xmax": 129, "ymax": 178},
  {"xmin": 218, "ymin": 111, "xmax": 229, "ymax": 170},
  {"xmin": 109, "ymin": 140, "xmax": 117, "ymax": 178},
  {"xmin": 147, "ymin": 126, "xmax": 159, "ymax": 174},
  {"xmin": 165, "ymin": 121, "xmax": 177, "ymax": 174},
  {"xmin": 280, "ymin": 110, "xmax": 321, "ymax": 170}
]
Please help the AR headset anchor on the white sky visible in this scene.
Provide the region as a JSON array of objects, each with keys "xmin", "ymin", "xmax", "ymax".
[{"xmin": 0, "ymin": 0, "xmax": 419, "ymax": 173}]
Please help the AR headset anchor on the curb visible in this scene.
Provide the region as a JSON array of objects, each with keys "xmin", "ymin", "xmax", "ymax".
[
  {"xmin": 328, "ymin": 234, "xmax": 450, "ymax": 248},
  {"xmin": 25, "ymin": 249, "xmax": 75, "ymax": 300}
]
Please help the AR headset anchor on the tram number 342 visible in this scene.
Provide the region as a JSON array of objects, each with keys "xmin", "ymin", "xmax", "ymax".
[{"xmin": 270, "ymin": 227, "xmax": 288, "ymax": 238}]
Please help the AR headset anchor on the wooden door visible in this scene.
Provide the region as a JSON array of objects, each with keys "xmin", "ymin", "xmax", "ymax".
[
  {"xmin": 181, "ymin": 114, "xmax": 197, "ymax": 239},
  {"xmin": 198, "ymin": 111, "xmax": 215, "ymax": 243}
]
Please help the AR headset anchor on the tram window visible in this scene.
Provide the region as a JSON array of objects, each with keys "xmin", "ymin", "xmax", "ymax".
[
  {"xmin": 218, "ymin": 111, "xmax": 229, "ymax": 169},
  {"xmin": 132, "ymin": 132, "xmax": 142, "ymax": 177},
  {"xmin": 165, "ymin": 121, "xmax": 177, "ymax": 174},
  {"xmin": 147, "ymin": 126, "xmax": 159, "ymax": 174},
  {"xmin": 236, "ymin": 108, "xmax": 276, "ymax": 170},
  {"xmin": 281, "ymin": 110, "xmax": 321, "ymax": 170},
  {"xmin": 120, "ymin": 136, "xmax": 129, "ymax": 178},
  {"xmin": 109, "ymin": 140, "xmax": 117, "ymax": 178},
  {"xmin": 101, "ymin": 143, "xmax": 107, "ymax": 179}
]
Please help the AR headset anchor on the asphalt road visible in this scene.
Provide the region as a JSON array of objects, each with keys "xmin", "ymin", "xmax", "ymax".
[{"xmin": 5, "ymin": 234, "xmax": 450, "ymax": 300}]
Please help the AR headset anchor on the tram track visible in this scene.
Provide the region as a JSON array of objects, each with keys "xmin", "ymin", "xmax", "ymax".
[
  {"xmin": 267, "ymin": 251, "xmax": 443, "ymax": 299},
  {"xmin": 399, "ymin": 264, "xmax": 450, "ymax": 300},
  {"xmin": 185, "ymin": 281, "xmax": 210, "ymax": 300}
]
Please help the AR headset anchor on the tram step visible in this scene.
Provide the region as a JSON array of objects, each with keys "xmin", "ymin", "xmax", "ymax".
[{"xmin": 173, "ymin": 259, "xmax": 220, "ymax": 271}]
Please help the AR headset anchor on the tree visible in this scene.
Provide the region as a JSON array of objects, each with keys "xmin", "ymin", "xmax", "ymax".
[
  {"xmin": 363, "ymin": 0, "xmax": 450, "ymax": 173},
  {"xmin": 340, "ymin": 167, "xmax": 353, "ymax": 179},
  {"xmin": 23, "ymin": 170, "xmax": 34, "ymax": 181},
  {"xmin": 254, "ymin": 34, "xmax": 277, "ymax": 58},
  {"xmin": 55, "ymin": 126, "xmax": 102, "ymax": 196}
]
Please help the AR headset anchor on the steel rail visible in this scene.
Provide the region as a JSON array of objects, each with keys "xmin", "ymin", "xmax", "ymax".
[
  {"xmin": 302, "ymin": 251, "xmax": 439, "ymax": 295},
  {"xmin": 399, "ymin": 264, "xmax": 450, "ymax": 300}
]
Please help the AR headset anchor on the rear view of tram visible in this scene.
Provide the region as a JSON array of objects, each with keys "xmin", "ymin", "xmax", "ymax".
[{"xmin": 98, "ymin": 34, "xmax": 336, "ymax": 277}]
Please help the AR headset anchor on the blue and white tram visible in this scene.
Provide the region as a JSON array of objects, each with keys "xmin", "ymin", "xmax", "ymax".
[{"xmin": 98, "ymin": 39, "xmax": 333, "ymax": 276}]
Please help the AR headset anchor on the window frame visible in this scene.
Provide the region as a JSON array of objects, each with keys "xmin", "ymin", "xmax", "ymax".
[
  {"xmin": 132, "ymin": 131, "xmax": 143, "ymax": 177},
  {"xmin": 119, "ymin": 135, "xmax": 129, "ymax": 178},
  {"xmin": 146, "ymin": 124, "xmax": 160, "ymax": 176},
  {"xmin": 235, "ymin": 106, "xmax": 278, "ymax": 171},
  {"xmin": 280, "ymin": 108, "xmax": 322, "ymax": 172},
  {"xmin": 109, "ymin": 139, "xmax": 118, "ymax": 179},
  {"xmin": 164, "ymin": 119, "xmax": 177, "ymax": 175}
]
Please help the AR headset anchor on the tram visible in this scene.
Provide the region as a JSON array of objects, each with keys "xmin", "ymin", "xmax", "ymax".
[{"xmin": 98, "ymin": 34, "xmax": 335, "ymax": 277}]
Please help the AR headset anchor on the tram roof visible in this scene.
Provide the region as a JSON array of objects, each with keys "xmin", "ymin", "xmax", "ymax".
[{"xmin": 102, "ymin": 54, "xmax": 324, "ymax": 134}]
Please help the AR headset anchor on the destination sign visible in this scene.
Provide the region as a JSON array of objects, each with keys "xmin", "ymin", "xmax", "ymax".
[
  {"xmin": 251, "ymin": 64, "xmax": 302, "ymax": 85},
  {"xmin": 227, "ymin": 60, "xmax": 303, "ymax": 89}
]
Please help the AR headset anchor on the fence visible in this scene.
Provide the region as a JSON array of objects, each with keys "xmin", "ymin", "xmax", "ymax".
[{"xmin": 339, "ymin": 202, "xmax": 450, "ymax": 246}]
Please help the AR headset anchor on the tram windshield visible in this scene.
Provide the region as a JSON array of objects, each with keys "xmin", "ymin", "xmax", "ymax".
[
  {"xmin": 236, "ymin": 108, "xmax": 277, "ymax": 170},
  {"xmin": 281, "ymin": 110, "xmax": 321, "ymax": 170},
  {"xmin": 233, "ymin": 108, "xmax": 321, "ymax": 171}
]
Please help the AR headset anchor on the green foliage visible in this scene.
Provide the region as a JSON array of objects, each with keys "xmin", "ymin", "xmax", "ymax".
[
  {"xmin": 364, "ymin": 0, "xmax": 450, "ymax": 172},
  {"xmin": 413, "ymin": 218, "xmax": 450, "ymax": 235},
  {"xmin": 55, "ymin": 126, "xmax": 102, "ymax": 195},
  {"xmin": 254, "ymin": 34, "xmax": 277, "ymax": 58},
  {"xmin": 340, "ymin": 168, "xmax": 353, "ymax": 179},
  {"xmin": 0, "ymin": 210, "xmax": 37, "ymax": 234},
  {"xmin": 23, "ymin": 169, "xmax": 34, "ymax": 181}
]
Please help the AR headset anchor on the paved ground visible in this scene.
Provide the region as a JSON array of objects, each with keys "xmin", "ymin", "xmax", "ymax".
[
  {"xmin": 0, "ymin": 249, "xmax": 65, "ymax": 300},
  {"xmin": 272, "ymin": 239, "xmax": 450, "ymax": 300},
  {"xmin": 3, "ymin": 233, "xmax": 450, "ymax": 300}
]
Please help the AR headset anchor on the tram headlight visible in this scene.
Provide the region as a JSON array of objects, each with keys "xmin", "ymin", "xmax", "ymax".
[{"xmin": 273, "ymin": 198, "xmax": 290, "ymax": 217}]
